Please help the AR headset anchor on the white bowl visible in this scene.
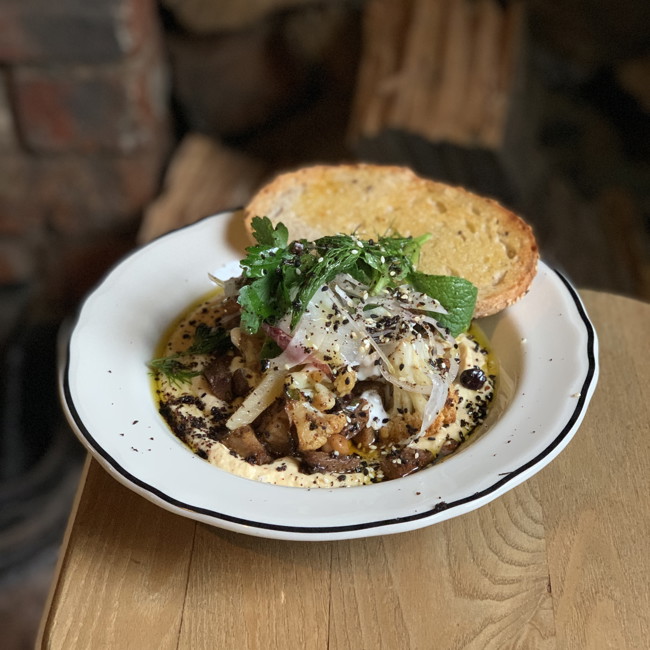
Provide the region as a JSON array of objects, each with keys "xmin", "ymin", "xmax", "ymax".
[{"xmin": 59, "ymin": 210, "xmax": 599, "ymax": 541}]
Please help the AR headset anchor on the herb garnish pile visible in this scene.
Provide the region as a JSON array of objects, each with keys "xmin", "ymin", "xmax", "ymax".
[
  {"xmin": 149, "ymin": 217, "xmax": 478, "ymax": 386},
  {"xmin": 239, "ymin": 216, "xmax": 477, "ymax": 338}
]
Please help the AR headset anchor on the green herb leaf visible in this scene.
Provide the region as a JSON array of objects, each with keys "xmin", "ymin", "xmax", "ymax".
[
  {"xmin": 186, "ymin": 324, "xmax": 231, "ymax": 355},
  {"xmin": 238, "ymin": 217, "xmax": 434, "ymax": 333},
  {"xmin": 148, "ymin": 324, "xmax": 232, "ymax": 386},
  {"xmin": 260, "ymin": 338, "xmax": 282, "ymax": 359},
  {"xmin": 148, "ymin": 356, "xmax": 202, "ymax": 387},
  {"xmin": 250, "ymin": 216, "xmax": 288, "ymax": 248},
  {"xmin": 238, "ymin": 275, "xmax": 276, "ymax": 333},
  {"xmin": 408, "ymin": 272, "xmax": 477, "ymax": 337}
]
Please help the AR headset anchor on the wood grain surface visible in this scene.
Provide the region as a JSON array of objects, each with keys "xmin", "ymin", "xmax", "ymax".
[{"xmin": 38, "ymin": 291, "xmax": 650, "ymax": 650}]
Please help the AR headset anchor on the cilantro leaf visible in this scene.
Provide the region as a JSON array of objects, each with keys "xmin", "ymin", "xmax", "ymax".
[
  {"xmin": 408, "ymin": 272, "xmax": 477, "ymax": 337},
  {"xmin": 239, "ymin": 245, "xmax": 288, "ymax": 279},
  {"xmin": 238, "ymin": 276, "xmax": 276, "ymax": 333},
  {"xmin": 250, "ymin": 216, "xmax": 288, "ymax": 248}
]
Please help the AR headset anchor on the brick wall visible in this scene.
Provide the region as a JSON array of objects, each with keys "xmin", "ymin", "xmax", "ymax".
[{"xmin": 0, "ymin": 0, "xmax": 171, "ymax": 312}]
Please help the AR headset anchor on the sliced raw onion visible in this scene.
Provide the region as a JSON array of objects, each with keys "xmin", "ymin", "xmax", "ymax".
[
  {"xmin": 262, "ymin": 323, "xmax": 311, "ymax": 367},
  {"xmin": 225, "ymin": 362, "xmax": 286, "ymax": 429},
  {"xmin": 419, "ymin": 374, "xmax": 449, "ymax": 435}
]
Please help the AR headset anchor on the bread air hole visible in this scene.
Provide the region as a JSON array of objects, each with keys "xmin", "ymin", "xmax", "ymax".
[
  {"xmin": 496, "ymin": 231, "xmax": 518, "ymax": 260},
  {"xmin": 493, "ymin": 270, "xmax": 507, "ymax": 285}
]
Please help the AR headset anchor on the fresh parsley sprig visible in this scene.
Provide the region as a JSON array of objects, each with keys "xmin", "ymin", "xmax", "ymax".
[{"xmin": 238, "ymin": 217, "xmax": 478, "ymax": 337}]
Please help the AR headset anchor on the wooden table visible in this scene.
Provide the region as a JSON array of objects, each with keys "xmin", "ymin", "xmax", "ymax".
[{"xmin": 38, "ymin": 290, "xmax": 650, "ymax": 649}]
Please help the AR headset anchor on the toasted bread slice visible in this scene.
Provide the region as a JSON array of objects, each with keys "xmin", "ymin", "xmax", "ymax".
[{"xmin": 244, "ymin": 164, "xmax": 538, "ymax": 317}]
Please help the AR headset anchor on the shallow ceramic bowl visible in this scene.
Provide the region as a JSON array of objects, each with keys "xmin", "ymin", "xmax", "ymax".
[{"xmin": 60, "ymin": 211, "xmax": 599, "ymax": 541}]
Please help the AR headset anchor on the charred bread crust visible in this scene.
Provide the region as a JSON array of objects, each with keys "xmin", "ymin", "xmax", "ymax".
[{"xmin": 244, "ymin": 164, "xmax": 539, "ymax": 318}]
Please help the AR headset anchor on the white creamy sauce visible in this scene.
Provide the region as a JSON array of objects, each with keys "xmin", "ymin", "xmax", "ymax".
[{"xmin": 360, "ymin": 389, "xmax": 389, "ymax": 430}]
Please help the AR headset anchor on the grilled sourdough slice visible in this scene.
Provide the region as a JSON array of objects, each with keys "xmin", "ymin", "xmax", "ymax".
[{"xmin": 244, "ymin": 164, "xmax": 539, "ymax": 317}]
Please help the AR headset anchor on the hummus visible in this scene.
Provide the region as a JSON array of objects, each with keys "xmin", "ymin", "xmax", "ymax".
[{"xmin": 151, "ymin": 291, "xmax": 496, "ymax": 488}]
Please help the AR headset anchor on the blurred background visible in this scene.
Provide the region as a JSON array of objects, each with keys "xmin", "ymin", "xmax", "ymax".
[{"xmin": 1, "ymin": 0, "xmax": 649, "ymax": 646}]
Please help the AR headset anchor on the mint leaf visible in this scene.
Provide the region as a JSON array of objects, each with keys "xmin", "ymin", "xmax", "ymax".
[
  {"xmin": 408, "ymin": 272, "xmax": 477, "ymax": 337},
  {"xmin": 250, "ymin": 216, "xmax": 288, "ymax": 248}
]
